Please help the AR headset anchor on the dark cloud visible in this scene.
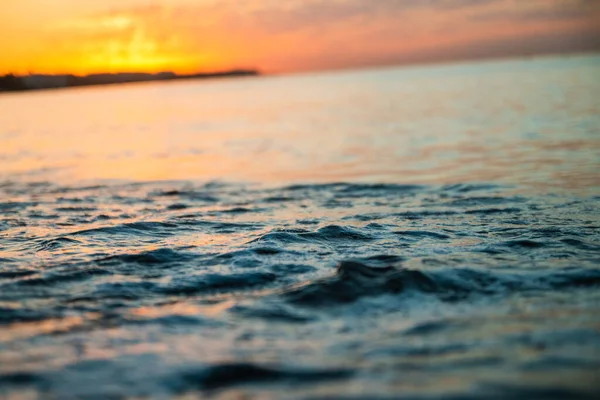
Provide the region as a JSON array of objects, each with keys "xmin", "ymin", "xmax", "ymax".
[
  {"xmin": 213, "ymin": 0, "xmax": 600, "ymax": 36},
  {"xmin": 243, "ymin": 0, "xmax": 500, "ymax": 32},
  {"xmin": 470, "ymin": 0, "xmax": 600, "ymax": 22}
]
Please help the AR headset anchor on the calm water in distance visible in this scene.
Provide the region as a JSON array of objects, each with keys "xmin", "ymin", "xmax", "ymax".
[
  {"xmin": 0, "ymin": 54, "xmax": 599, "ymax": 399},
  {"xmin": 2, "ymin": 54, "xmax": 599, "ymax": 191}
]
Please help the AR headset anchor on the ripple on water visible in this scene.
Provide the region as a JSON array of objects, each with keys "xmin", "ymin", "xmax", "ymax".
[{"xmin": 0, "ymin": 180, "xmax": 599, "ymax": 399}]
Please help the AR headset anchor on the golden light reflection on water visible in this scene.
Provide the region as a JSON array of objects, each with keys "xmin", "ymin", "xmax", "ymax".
[
  {"xmin": 1, "ymin": 55, "xmax": 599, "ymax": 194},
  {"xmin": 130, "ymin": 300, "xmax": 236, "ymax": 320},
  {"xmin": 0, "ymin": 315, "xmax": 95, "ymax": 345}
]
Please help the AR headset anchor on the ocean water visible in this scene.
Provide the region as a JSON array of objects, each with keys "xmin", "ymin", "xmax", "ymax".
[{"xmin": 1, "ymin": 55, "xmax": 600, "ymax": 399}]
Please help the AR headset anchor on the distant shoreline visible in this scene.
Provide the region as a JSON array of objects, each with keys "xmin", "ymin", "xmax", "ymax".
[{"xmin": 0, "ymin": 69, "xmax": 259, "ymax": 93}]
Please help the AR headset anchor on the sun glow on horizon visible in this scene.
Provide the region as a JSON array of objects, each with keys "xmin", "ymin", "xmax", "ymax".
[
  {"xmin": 52, "ymin": 13, "xmax": 231, "ymax": 75},
  {"xmin": 1, "ymin": 0, "xmax": 599, "ymax": 76},
  {"xmin": 0, "ymin": 4, "xmax": 237, "ymax": 76}
]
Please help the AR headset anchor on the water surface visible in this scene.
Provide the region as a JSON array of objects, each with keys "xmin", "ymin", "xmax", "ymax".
[{"xmin": 1, "ymin": 55, "xmax": 600, "ymax": 399}]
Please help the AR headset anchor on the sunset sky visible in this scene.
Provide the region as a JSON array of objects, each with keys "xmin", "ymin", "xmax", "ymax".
[{"xmin": 1, "ymin": 0, "xmax": 599, "ymax": 75}]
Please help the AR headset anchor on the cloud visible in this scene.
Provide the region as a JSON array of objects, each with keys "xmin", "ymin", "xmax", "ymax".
[
  {"xmin": 469, "ymin": 0, "xmax": 600, "ymax": 22},
  {"xmin": 26, "ymin": 0, "xmax": 600, "ymax": 73}
]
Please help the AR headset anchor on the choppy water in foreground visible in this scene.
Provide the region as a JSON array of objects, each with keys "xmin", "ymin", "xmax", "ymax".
[{"xmin": 1, "ymin": 55, "xmax": 600, "ymax": 399}]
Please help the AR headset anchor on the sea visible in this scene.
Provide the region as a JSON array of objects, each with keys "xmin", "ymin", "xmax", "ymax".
[{"xmin": 1, "ymin": 54, "xmax": 599, "ymax": 399}]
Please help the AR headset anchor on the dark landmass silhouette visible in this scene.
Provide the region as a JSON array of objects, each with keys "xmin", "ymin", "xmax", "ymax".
[{"xmin": 0, "ymin": 69, "xmax": 259, "ymax": 93}]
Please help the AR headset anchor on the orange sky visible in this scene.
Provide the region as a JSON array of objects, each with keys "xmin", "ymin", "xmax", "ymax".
[{"xmin": 1, "ymin": 0, "xmax": 599, "ymax": 75}]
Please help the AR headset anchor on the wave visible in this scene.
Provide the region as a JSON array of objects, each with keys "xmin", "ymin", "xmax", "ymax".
[
  {"xmin": 171, "ymin": 362, "xmax": 352, "ymax": 392},
  {"xmin": 252, "ymin": 225, "xmax": 376, "ymax": 245},
  {"xmin": 281, "ymin": 261, "xmax": 600, "ymax": 307},
  {"xmin": 1, "ymin": 179, "xmax": 599, "ymax": 398}
]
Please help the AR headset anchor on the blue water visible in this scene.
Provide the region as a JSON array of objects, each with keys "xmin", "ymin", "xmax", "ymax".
[{"xmin": 1, "ymin": 55, "xmax": 600, "ymax": 399}]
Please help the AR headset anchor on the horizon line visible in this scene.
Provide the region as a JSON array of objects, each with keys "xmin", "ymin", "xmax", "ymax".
[{"xmin": 1, "ymin": 49, "xmax": 599, "ymax": 94}]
